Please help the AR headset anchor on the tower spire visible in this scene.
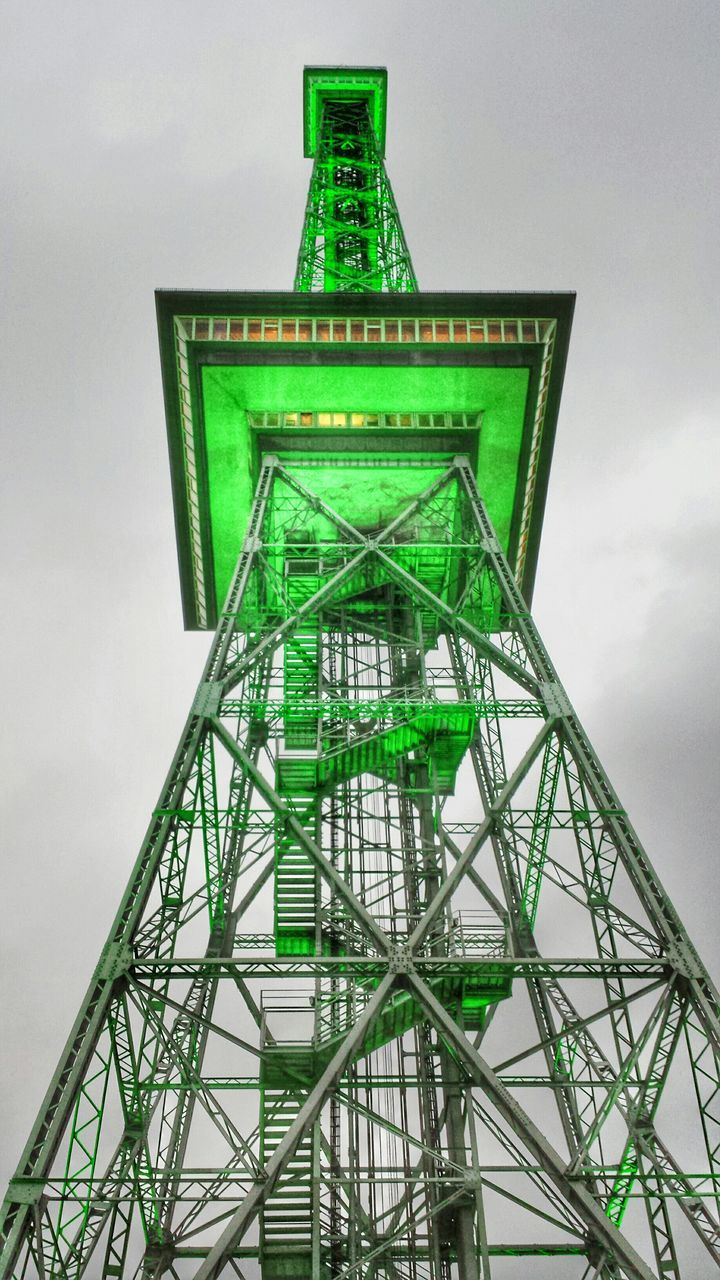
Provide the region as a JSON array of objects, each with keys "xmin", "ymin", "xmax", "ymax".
[{"xmin": 294, "ymin": 66, "xmax": 417, "ymax": 292}]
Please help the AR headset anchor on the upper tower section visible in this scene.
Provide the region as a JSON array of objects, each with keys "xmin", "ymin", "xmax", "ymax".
[
  {"xmin": 294, "ymin": 65, "xmax": 417, "ymax": 293},
  {"xmin": 156, "ymin": 66, "xmax": 575, "ymax": 630}
]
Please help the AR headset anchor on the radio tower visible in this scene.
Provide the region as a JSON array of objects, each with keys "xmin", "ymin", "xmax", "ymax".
[{"xmin": 2, "ymin": 64, "xmax": 719, "ymax": 1280}]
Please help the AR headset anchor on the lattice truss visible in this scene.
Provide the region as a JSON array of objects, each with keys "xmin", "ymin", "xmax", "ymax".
[
  {"xmin": 2, "ymin": 456, "xmax": 720, "ymax": 1280},
  {"xmin": 294, "ymin": 100, "xmax": 417, "ymax": 294}
]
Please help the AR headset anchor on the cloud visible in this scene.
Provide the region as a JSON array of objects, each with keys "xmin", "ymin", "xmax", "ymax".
[{"xmin": 92, "ymin": 75, "xmax": 180, "ymax": 144}]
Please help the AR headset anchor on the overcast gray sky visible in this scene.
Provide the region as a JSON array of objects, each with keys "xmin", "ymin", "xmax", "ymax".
[{"xmin": 1, "ymin": 0, "xmax": 718, "ymax": 1191}]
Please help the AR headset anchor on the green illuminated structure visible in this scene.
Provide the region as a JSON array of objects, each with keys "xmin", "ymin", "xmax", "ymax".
[
  {"xmin": 2, "ymin": 64, "xmax": 720, "ymax": 1280},
  {"xmin": 295, "ymin": 68, "xmax": 415, "ymax": 292}
]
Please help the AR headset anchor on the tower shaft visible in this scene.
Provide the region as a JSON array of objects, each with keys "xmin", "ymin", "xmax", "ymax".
[{"xmin": 294, "ymin": 95, "xmax": 416, "ymax": 293}]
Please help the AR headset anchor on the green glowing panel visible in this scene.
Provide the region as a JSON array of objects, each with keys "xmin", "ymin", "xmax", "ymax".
[
  {"xmin": 201, "ymin": 362, "xmax": 529, "ymax": 618},
  {"xmin": 303, "ymin": 66, "xmax": 387, "ymax": 157},
  {"xmin": 156, "ymin": 289, "xmax": 575, "ymax": 629},
  {"xmin": 275, "ymin": 461, "xmax": 450, "ymax": 543}
]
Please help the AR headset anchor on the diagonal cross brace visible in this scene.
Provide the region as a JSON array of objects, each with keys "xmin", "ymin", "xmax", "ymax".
[
  {"xmin": 455, "ymin": 456, "xmax": 720, "ymax": 1051},
  {"xmin": 375, "ymin": 547, "xmax": 542, "ymax": 696},
  {"xmin": 408, "ymin": 974, "xmax": 659, "ymax": 1280},
  {"xmin": 408, "ymin": 718, "xmax": 556, "ymax": 950},
  {"xmin": 276, "ymin": 458, "xmax": 457, "ymax": 549}
]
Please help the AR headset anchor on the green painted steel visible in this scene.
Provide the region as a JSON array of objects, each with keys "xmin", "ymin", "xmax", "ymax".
[
  {"xmin": 201, "ymin": 363, "xmax": 524, "ymax": 621},
  {"xmin": 3, "ymin": 63, "xmax": 720, "ymax": 1280},
  {"xmin": 302, "ymin": 67, "xmax": 388, "ymax": 160},
  {"xmin": 155, "ymin": 291, "xmax": 574, "ymax": 631},
  {"xmin": 295, "ymin": 67, "xmax": 415, "ymax": 292}
]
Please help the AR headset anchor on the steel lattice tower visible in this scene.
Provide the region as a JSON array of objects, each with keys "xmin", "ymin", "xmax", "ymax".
[
  {"xmin": 2, "ymin": 63, "xmax": 720, "ymax": 1280},
  {"xmin": 294, "ymin": 69, "xmax": 415, "ymax": 293}
]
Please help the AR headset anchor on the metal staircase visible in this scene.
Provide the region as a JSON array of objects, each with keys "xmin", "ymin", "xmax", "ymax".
[{"xmin": 260, "ymin": 1044, "xmax": 317, "ymax": 1279}]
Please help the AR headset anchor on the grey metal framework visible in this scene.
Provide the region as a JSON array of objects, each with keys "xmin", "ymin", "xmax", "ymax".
[{"xmin": 2, "ymin": 454, "xmax": 720, "ymax": 1279}]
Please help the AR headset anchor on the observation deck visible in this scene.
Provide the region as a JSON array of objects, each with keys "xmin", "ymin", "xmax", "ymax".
[{"xmin": 156, "ymin": 291, "xmax": 574, "ymax": 629}]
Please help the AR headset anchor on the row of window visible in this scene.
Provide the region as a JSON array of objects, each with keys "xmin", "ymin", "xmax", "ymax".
[
  {"xmin": 178, "ymin": 314, "xmax": 550, "ymax": 345},
  {"xmin": 249, "ymin": 411, "xmax": 481, "ymax": 430}
]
